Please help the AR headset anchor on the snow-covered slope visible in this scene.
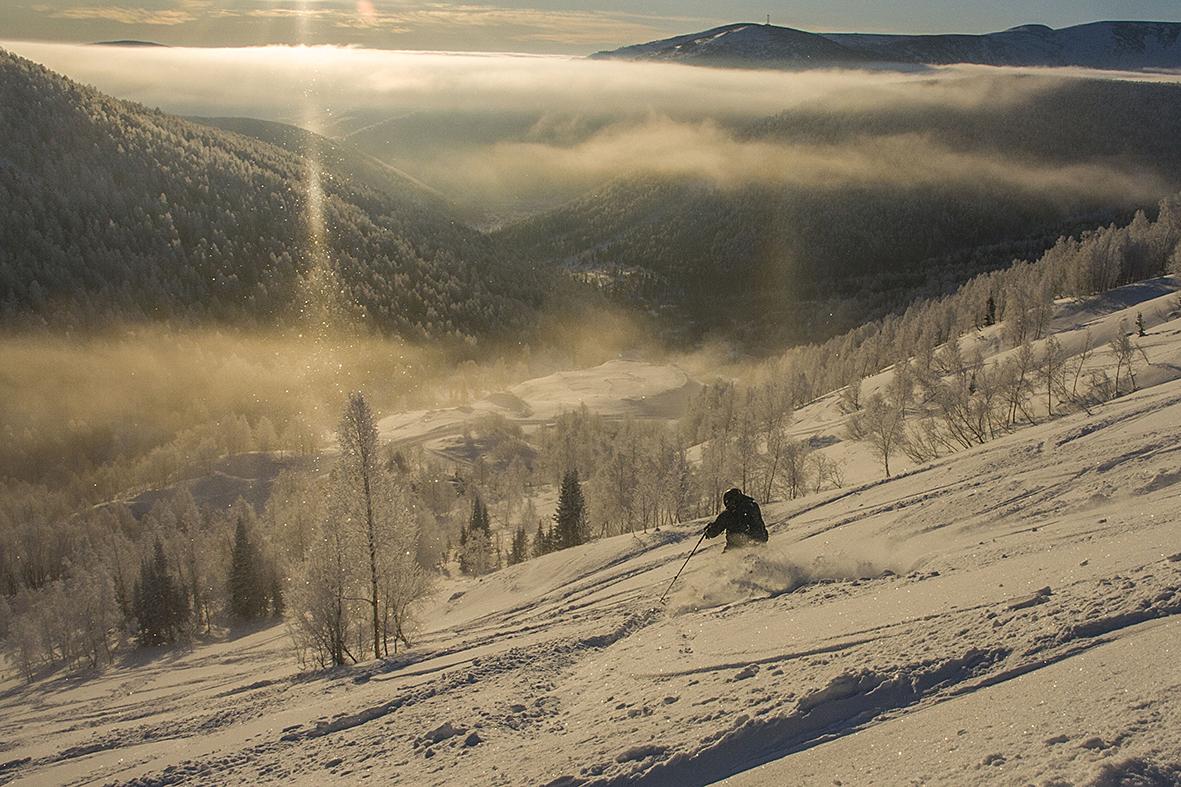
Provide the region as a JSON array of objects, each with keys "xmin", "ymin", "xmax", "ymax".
[
  {"xmin": 594, "ymin": 20, "xmax": 1181, "ymax": 71},
  {"xmin": 788, "ymin": 276, "xmax": 1181, "ymax": 486},
  {"xmin": 5, "ymin": 372, "xmax": 1178, "ymax": 785},
  {"xmin": 6, "ymin": 283, "xmax": 1181, "ymax": 784},
  {"xmin": 5, "ymin": 285, "xmax": 1181, "ymax": 785}
]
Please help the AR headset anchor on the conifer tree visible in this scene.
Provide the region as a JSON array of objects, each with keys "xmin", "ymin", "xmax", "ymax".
[
  {"xmin": 553, "ymin": 470, "xmax": 589, "ymax": 550},
  {"xmin": 228, "ymin": 517, "xmax": 266, "ymax": 623},
  {"xmin": 469, "ymin": 495, "xmax": 491, "ymax": 536},
  {"xmin": 508, "ymin": 525, "xmax": 528, "ymax": 565},
  {"xmin": 457, "ymin": 523, "xmax": 470, "ymax": 573},
  {"xmin": 532, "ymin": 521, "xmax": 548, "ymax": 558},
  {"xmin": 459, "ymin": 493, "xmax": 493, "ymax": 575},
  {"xmin": 133, "ymin": 540, "xmax": 189, "ymax": 647}
]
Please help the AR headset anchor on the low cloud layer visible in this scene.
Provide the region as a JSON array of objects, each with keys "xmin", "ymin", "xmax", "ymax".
[
  {"xmin": 1, "ymin": 40, "xmax": 1063, "ymax": 120},
  {"xmin": 437, "ymin": 117, "xmax": 1169, "ymax": 203},
  {"xmin": 4, "ymin": 41, "xmax": 1179, "ymax": 209}
]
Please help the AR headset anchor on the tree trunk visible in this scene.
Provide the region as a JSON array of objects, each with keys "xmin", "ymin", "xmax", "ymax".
[{"xmin": 364, "ymin": 467, "xmax": 380, "ymax": 661}]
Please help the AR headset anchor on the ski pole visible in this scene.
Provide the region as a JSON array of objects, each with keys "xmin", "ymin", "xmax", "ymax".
[{"xmin": 659, "ymin": 530, "xmax": 707, "ymax": 605}]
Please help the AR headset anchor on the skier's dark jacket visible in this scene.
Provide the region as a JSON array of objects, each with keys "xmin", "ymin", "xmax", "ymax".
[{"xmin": 704, "ymin": 489, "xmax": 768, "ymax": 551}]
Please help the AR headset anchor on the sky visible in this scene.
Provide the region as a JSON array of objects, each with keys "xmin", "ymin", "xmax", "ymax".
[{"xmin": 5, "ymin": 1, "xmax": 1181, "ymax": 54}]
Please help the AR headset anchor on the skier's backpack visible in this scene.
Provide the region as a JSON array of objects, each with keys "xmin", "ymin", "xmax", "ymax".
[{"xmin": 737, "ymin": 495, "xmax": 769, "ymax": 543}]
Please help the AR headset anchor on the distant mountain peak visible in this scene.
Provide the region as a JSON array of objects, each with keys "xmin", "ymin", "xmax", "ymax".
[
  {"xmin": 595, "ymin": 20, "xmax": 1181, "ymax": 71},
  {"xmin": 591, "ymin": 22, "xmax": 871, "ymax": 68},
  {"xmin": 92, "ymin": 40, "xmax": 168, "ymax": 47},
  {"xmin": 1005, "ymin": 24, "xmax": 1053, "ymax": 34}
]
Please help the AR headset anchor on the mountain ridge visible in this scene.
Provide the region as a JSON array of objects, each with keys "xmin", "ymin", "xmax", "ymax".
[{"xmin": 593, "ymin": 20, "xmax": 1181, "ymax": 70}]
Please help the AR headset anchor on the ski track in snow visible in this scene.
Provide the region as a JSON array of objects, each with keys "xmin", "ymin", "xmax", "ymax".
[{"xmin": 4, "ymin": 284, "xmax": 1181, "ymax": 785}]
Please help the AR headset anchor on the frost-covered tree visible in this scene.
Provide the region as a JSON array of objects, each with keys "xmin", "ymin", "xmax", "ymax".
[
  {"xmin": 755, "ymin": 381, "xmax": 793, "ymax": 502},
  {"xmin": 777, "ymin": 439, "xmax": 812, "ymax": 500},
  {"xmin": 1109, "ymin": 322, "xmax": 1146, "ymax": 396},
  {"xmin": 887, "ymin": 357, "xmax": 915, "ymax": 417},
  {"xmin": 840, "ymin": 368, "xmax": 864, "ymax": 413},
  {"xmin": 376, "ymin": 483, "xmax": 427, "ymax": 655},
  {"xmin": 1066, "ymin": 330, "xmax": 1097, "ymax": 408},
  {"xmin": 287, "ymin": 393, "xmax": 426, "ymax": 666},
  {"xmin": 336, "ymin": 392, "xmax": 386, "ymax": 659},
  {"xmin": 287, "ymin": 515, "xmax": 353, "ymax": 666},
  {"xmin": 1038, "ymin": 336, "xmax": 1067, "ymax": 417},
  {"xmin": 809, "ymin": 452, "xmax": 845, "ymax": 491},
  {"xmin": 1002, "ymin": 341, "xmax": 1037, "ymax": 428},
  {"xmin": 851, "ymin": 393, "xmax": 906, "ymax": 478},
  {"xmin": 333, "ymin": 391, "xmax": 425, "ymax": 658},
  {"xmin": 264, "ymin": 470, "xmax": 325, "ymax": 565}
]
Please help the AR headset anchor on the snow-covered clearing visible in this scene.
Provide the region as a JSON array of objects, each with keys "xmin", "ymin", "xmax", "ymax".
[
  {"xmin": 3, "ymin": 284, "xmax": 1181, "ymax": 785},
  {"xmin": 376, "ymin": 359, "xmax": 696, "ymax": 465}
]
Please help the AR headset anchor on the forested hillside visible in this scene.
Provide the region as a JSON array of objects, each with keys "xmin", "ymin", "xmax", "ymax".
[
  {"xmin": 190, "ymin": 116, "xmax": 447, "ymax": 207},
  {"xmin": 497, "ymin": 78, "xmax": 1181, "ymax": 345},
  {"xmin": 0, "ymin": 51, "xmax": 542, "ymax": 342}
]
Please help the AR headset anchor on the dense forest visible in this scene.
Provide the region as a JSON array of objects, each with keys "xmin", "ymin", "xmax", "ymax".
[
  {"xmin": 497, "ymin": 78, "xmax": 1181, "ymax": 345},
  {"xmin": 0, "ymin": 50, "xmax": 544, "ymax": 342}
]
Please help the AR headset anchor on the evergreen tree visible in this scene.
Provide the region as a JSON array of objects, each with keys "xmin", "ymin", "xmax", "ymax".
[
  {"xmin": 508, "ymin": 525, "xmax": 528, "ymax": 565},
  {"xmin": 553, "ymin": 470, "xmax": 589, "ymax": 550},
  {"xmin": 532, "ymin": 521, "xmax": 548, "ymax": 558},
  {"xmin": 469, "ymin": 495, "xmax": 491, "ymax": 535},
  {"xmin": 229, "ymin": 517, "xmax": 267, "ymax": 623},
  {"xmin": 457, "ymin": 523, "xmax": 470, "ymax": 574},
  {"xmin": 133, "ymin": 540, "xmax": 189, "ymax": 647},
  {"xmin": 985, "ymin": 295, "xmax": 997, "ymax": 326},
  {"xmin": 459, "ymin": 528, "xmax": 493, "ymax": 576},
  {"xmin": 459, "ymin": 494, "xmax": 493, "ymax": 575}
]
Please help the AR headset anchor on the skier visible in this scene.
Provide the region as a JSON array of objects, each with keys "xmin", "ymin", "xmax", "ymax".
[{"xmin": 703, "ymin": 488, "xmax": 769, "ymax": 551}]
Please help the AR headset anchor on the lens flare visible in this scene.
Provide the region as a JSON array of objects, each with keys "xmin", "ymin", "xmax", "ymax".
[{"xmin": 290, "ymin": 0, "xmax": 358, "ymax": 429}]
